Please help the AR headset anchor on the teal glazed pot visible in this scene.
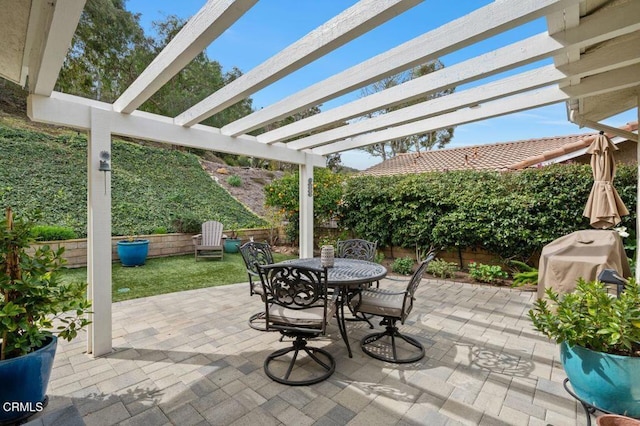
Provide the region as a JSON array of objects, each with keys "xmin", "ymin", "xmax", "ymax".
[
  {"xmin": 223, "ymin": 238, "xmax": 241, "ymax": 253},
  {"xmin": 561, "ymin": 341, "xmax": 640, "ymax": 418},
  {"xmin": 117, "ymin": 239, "xmax": 149, "ymax": 266},
  {"xmin": 0, "ymin": 336, "xmax": 57, "ymax": 424}
]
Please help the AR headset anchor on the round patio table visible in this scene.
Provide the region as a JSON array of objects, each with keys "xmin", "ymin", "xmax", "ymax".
[{"xmin": 278, "ymin": 257, "xmax": 387, "ymax": 357}]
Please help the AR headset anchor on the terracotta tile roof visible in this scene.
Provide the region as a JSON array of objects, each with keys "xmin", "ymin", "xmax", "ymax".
[{"xmin": 361, "ymin": 122, "xmax": 638, "ymax": 176}]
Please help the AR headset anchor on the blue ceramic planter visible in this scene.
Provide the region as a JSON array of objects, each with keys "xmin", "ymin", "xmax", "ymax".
[
  {"xmin": 223, "ymin": 238, "xmax": 241, "ymax": 253},
  {"xmin": 117, "ymin": 239, "xmax": 149, "ymax": 266},
  {"xmin": 0, "ymin": 336, "xmax": 57, "ymax": 424},
  {"xmin": 561, "ymin": 341, "xmax": 640, "ymax": 418}
]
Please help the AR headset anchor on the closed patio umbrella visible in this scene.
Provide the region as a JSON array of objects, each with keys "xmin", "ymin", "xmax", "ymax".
[{"xmin": 583, "ymin": 131, "xmax": 629, "ymax": 229}]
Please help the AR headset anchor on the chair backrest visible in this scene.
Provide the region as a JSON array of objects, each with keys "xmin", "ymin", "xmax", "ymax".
[
  {"xmin": 336, "ymin": 239, "xmax": 377, "ymax": 262},
  {"xmin": 401, "ymin": 251, "xmax": 437, "ymax": 321},
  {"xmin": 257, "ymin": 264, "xmax": 329, "ymax": 333},
  {"xmin": 239, "ymin": 241, "xmax": 274, "ymax": 276},
  {"xmin": 201, "ymin": 221, "xmax": 223, "ymax": 246}
]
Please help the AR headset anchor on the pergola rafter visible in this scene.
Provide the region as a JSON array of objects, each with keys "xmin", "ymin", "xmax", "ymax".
[
  {"xmin": 220, "ymin": 0, "xmax": 582, "ymax": 137},
  {"xmin": 174, "ymin": 0, "xmax": 422, "ymax": 127}
]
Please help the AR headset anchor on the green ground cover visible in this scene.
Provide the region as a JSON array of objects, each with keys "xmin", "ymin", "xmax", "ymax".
[
  {"xmin": 0, "ymin": 123, "xmax": 264, "ymax": 237},
  {"xmin": 61, "ymin": 252, "xmax": 296, "ymax": 302}
]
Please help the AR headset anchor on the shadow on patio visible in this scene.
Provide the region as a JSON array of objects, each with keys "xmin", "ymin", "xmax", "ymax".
[{"xmin": 25, "ymin": 278, "xmax": 582, "ymax": 426}]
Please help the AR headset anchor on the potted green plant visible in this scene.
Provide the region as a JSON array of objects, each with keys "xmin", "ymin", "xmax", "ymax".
[
  {"xmin": 1, "ymin": 207, "xmax": 91, "ymax": 424},
  {"xmin": 529, "ymin": 278, "xmax": 640, "ymax": 418},
  {"xmin": 116, "ymin": 233, "xmax": 149, "ymax": 266},
  {"xmin": 223, "ymin": 223, "xmax": 241, "ymax": 254}
]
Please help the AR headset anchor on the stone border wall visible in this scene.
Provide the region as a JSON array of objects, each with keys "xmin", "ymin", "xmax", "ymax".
[
  {"xmin": 31, "ymin": 227, "xmax": 512, "ymax": 269},
  {"xmin": 30, "ymin": 227, "xmax": 282, "ymax": 268},
  {"xmin": 380, "ymin": 246, "xmax": 503, "ymax": 268}
]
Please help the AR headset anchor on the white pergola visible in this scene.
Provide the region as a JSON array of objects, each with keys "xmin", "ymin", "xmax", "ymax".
[{"xmin": 0, "ymin": 0, "xmax": 638, "ymax": 356}]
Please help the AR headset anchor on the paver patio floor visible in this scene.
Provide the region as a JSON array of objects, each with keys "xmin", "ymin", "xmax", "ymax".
[{"xmin": 24, "ymin": 277, "xmax": 584, "ymax": 426}]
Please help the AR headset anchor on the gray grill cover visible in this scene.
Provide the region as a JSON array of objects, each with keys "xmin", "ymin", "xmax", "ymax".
[{"xmin": 537, "ymin": 229, "xmax": 631, "ymax": 299}]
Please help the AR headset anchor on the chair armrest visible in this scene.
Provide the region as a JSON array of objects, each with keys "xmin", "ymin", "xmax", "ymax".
[{"xmin": 192, "ymin": 234, "xmax": 202, "ymax": 245}]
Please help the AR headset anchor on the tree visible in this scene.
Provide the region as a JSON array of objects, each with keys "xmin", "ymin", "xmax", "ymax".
[
  {"xmin": 56, "ymin": 0, "xmax": 148, "ymax": 102},
  {"xmin": 360, "ymin": 61, "xmax": 455, "ymax": 160},
  {"xmin": 138, "ymin": 16, "xmax": 253, "ymax": 128}
]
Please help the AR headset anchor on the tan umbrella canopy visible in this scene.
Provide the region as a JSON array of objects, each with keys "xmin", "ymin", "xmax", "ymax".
[{"xmin": 583, "ymin": 132, "xmax": 629, "ymax": 229}]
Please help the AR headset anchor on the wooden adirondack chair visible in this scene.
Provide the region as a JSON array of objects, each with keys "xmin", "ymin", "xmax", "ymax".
[{"xmin": 192, "ymin": 221, "xmax": 224, "ymax": 260}]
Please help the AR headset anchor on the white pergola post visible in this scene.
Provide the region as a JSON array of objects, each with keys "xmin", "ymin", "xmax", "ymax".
[
  {"xmin": 299, "ymin": 157, "xmax": 314, "ymax": 258},
  {"xmin": 86, "ymin": 108, "xmax": 113, "ymax": 356}
]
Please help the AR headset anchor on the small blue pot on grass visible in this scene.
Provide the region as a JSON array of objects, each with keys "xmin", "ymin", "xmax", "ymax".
[
  {"xmin": 117, "ymin": 239, "xmax": 149, "ymax": 266},
  {"xmin": 561, "ymin": 341, "xmax": 640, "ymax": 418}
]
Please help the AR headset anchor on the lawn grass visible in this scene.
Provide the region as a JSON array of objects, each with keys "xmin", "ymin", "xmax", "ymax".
[{"xmin": 61, "ymin": 252, "xmax": 297, "ymax": 302}]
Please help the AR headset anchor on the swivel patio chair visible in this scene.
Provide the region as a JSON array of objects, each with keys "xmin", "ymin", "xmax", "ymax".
[
  {"xmin": 257, "ymin": 264, "xmax": 337, "ymax": 385},
  {"xmin": 239, "ymin": 241, "xmax": 274, "ymax": 330},
  {"xmin": 336, "ymin": 238, "xmax": 379, "ymax": 326},
  {"xmin": 192, "ymin": 221, "xmax": 224, "ymax": 261},
  {"xmin": 350, "ymin": 251, "xmax": 436, "ymax": 363},
  {"xmin": 336, "ymin": 239, "xmax": 377, "ymax": 262}
]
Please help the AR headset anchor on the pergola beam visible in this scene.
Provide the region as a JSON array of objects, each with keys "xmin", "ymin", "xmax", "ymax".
[
  {"xmin": 562, "ymin": 64, "xmax": 640, "ymax": 99},
  {"xmin": 28, "ymin": 92, "xmax": 325, "ymax": 167},
  {"xmin": 313, "ymin": 87, "xmax": 569, "ymax": 155},
  {"xmin": 113, "ymin": 0, "xmax": 258, "ymax": 114},
  {"xmin": 29, "ymin": 0, "xmax": 85, "ymax": 96},
  {"xmin": 220, "ymin": 0, "xmax": 581, "ymax": 137},
  {"xmin": 258, "ymin": 0, "xmax": 640, "ymax": 145},
  {"xmin": 289, "ymin": 66, "xmax": 566, "ymax": 150},
  {"xmin": 174, "ymin": 0, "xmax": 422, "ymax": 127},
  {"xmin": 290, "ymin": 34, "xmax": 640, "ymax": 150}
]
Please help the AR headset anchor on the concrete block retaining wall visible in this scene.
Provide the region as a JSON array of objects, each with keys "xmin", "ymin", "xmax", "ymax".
[
  {"xmin": 31, "ymin": 227, "xmax": 508, "ymax": 269},
  {"xmin": 29, "ymin": 227, "xmax": 282, "ymax": 268}
]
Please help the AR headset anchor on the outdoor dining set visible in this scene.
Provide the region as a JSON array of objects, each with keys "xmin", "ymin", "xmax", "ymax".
[{"xmin": 239, "ymin": 238, "xmax": 436, "ymax": 386}]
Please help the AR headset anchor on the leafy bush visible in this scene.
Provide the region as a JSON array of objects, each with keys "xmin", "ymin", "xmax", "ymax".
[
  {"xmin": 427, "ymin": 258, "xmax": 458, "ymax": 279},
  {"xmin": 227, "ymin": 175, "xmax": 242, "ymax": 187},
  {"xmin": 510, "ymin": 260, "xmax": 538, "ymax": 287},
  {"xmin": 340, "ymin": 165, "xmax": 637, "ymax": 261},
  {"xmin": 392, "ymin": 257, "xmax": 414, "ymax": 275},
  {"xmin": 31, "ymin": 225, "xmax": 77, "ymax": 241},
  {"xmin": 265, "ymin": 168, "xmax": 345, "ymax": 243},
  {"xmin": 172, "ymin": 214, "xmax": 203, "ymax": 234},
  {"xmin": 1, "ymin": 208, "xmax": 91, "ymax": 359},
  {"xmin": 152, "ymin": 227, "xmax": 168, "ymax": 234},
  {"xmin": 529, "ymin": 278, "xmax": 640, "ymax": 356},
  {"xmin": 468, "ymin": 262, "xmax": 508, "ymax": 283}
]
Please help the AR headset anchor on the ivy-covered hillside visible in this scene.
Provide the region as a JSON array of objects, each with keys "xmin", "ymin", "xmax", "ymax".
[{"xmin": 0, "ymin": 124, "xmax": 264, "ymax": 237}]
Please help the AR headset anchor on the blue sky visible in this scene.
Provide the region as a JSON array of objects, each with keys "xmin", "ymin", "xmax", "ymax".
[{"xmin": 126, "ymin": 0, "xmax": 638, "ymax": 170}]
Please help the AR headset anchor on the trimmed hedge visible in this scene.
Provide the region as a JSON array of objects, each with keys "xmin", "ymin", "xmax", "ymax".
[
  {"xmin": 0, "ymin": 125, "xmax": 265, "ymax": 237},
  {"xmin": 339, "ymin": 165, "xmax": 637, "ymax": 262}
]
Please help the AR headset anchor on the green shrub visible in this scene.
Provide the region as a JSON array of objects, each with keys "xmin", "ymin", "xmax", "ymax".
[
  {"xmin": 30, "ymin": 225, "xmax": 77, "ymax": 241},
  {"xmin": 172, "ymin": 214, "xmax": 202, "ymax": 234},
  {"xmin": 227, "ymin": 175, "xmax": 242, "ymax": 187},
  {"xmin": 427, "ymin": 258, "xmax": 458, "ymax": 279},
  {"xmin": 374, "ymin": 251, "xmax": 384, "ymax": 264},
  {"xmin": 468, "ymin": 262, "xmax": 508, "ymax": 283},
  {"xmin": 509, "ymin": 260, "xmax": 538, "ymax": 287},
  {"xmin": 529, "ymin": 278, "xmax": 640, "ymax": 356},
  {"xmin": 152, "ymin": 227, "xmax": 168, "ymax": 234},
  {"xmin": 392, "ymin": 257, "xmax": 414, "ymax": 275},
  {"xmin": 512, "ymin": 270, "xmax": 538, "ymax": 287},
  {"xmin": 339, "ymin": 164, "xmax": 637, "ymax": 261},
  {"xmin": 265, "ymin": 168, "xmax": 345, "ymax": 243}
]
